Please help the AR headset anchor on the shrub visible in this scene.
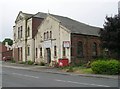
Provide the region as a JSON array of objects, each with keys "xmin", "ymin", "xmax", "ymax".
[
  {"xmin": 40, "ymin": 61, "xmax": 45, "ymax": 66},
  {"xmin": 27, "ymin": 60, "xmax": 34, "ymax": 65},
  {"xmin": 11, "ymin": 59, "xmax": 16, "ymax": 63},
  {"xmin": 19, "ymin": 61, "xmax": 26, "ymax": 64},
  {"xmin": 91, "ymin": 60, "xmax": 120, "ymax": 75},
  {"xmin": 66, "ymin": 66, "xmax": 74, "ymax": 72}
]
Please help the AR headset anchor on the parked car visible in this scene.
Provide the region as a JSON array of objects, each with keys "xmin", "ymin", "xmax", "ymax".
[{"xmin": 2, "ymin": 56, "xmax": 12, "ymax": 61}]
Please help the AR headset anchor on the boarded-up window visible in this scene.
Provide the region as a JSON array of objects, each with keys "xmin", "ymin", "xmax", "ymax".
[
  {"xmin": 92, "ymin": 42, "xmax": 97, "ymax": 56},
  {"xmin": 77, "ymin": 41, "xmax": 83, "ymax": 57}
]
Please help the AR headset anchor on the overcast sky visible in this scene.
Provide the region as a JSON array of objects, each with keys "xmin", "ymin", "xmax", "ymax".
[{"xmin": 0, "ymin": 0, "xmax": 119, "ymax": 41}]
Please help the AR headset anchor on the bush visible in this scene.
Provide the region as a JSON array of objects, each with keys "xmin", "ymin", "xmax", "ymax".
[
  {"xmin": 11, "ymin": 59, "xmax": 16, "ymax": 63},
  {"xmin": 91, "ymin": 60, "xmax": 120, "ymax": 75},
  {"xmin": 66, "ymin": 66, "xmax": 74, "ymax": 72},
  {"xmin": 19, "ymin": 61, "xmax": 26, "ymax": 64},
  {"xmin": 27, "ymin": 60, "xmax": 34, "ymax": 65},
  {"xmin": 40, "ymin": 61, "xmax": 45, "ymax": 66}
]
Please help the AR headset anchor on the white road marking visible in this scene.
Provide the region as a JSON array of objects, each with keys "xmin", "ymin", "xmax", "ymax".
[
  {"xmin": 55, "ymin": 79, "xmax": 110, "ymax": 87},
  {"xmin": 12, "ymin": 73, "xmax": 39, "ymax": 79},
  {"xmin": 3, "ymin": 65, "xmax": 30, "ymax": 70}
]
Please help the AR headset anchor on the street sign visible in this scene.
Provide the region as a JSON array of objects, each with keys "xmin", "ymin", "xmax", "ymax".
[{"xmin": 63, "ymin": 41, "xmax": 70, "ymax": 48}]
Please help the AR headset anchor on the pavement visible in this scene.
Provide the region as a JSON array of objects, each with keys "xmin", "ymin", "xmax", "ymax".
[{"xmin": 2, "ymin": 61, "xmax": 119, "ymax": 79}]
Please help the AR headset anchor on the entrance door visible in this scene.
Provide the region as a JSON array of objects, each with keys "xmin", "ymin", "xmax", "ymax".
[{"xmin": 46, "ymin": 48, "xmax": 51, "ymax": 64}]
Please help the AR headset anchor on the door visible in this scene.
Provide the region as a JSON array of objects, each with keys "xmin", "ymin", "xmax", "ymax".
[{"xmin": 46, "ymin": 48, "xmax": 51, "ymax": 64}]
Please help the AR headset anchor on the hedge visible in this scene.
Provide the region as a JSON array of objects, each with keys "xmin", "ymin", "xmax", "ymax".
[{"xmin": 91, "ymin": 60, "xmax": 120, "ymax": 75}]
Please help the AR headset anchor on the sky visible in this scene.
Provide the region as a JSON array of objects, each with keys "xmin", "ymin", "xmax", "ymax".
[{"xmin": 0, "ymin": 0, "xmax": 119, "ymax": 41}]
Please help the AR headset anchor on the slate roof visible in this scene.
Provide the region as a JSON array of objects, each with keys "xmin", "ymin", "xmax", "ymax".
[
  {"xmin": 26, "ymin": 12, "xmax": 100, "ymax": 36},
  {"xmin": 51, "ymin": 14, "xmax": 100, "ymax": 36}
]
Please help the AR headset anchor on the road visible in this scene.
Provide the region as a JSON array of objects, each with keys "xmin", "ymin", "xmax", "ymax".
[{"xmin": 2, "ymin": 65, "xmax": 119, "ymax": 87}]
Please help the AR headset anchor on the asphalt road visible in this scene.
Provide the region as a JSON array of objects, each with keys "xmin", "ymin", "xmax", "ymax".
[{"xmin": 2, "ymin": 66, "xmax": 118, "ymax": 87}]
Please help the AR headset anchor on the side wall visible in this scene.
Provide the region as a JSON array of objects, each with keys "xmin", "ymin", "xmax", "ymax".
[{"xmin": 71, "ymin": 33, "xmax": 101, "ymax": 64}]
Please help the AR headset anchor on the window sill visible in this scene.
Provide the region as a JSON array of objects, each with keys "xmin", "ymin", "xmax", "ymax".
[
  {"xmin": 40, "ymin": 56, "xmax": 43, "ymax": 58},
  {"xmin": 54, "ymin": 56, "xmax": 57, "ymax": 58}
]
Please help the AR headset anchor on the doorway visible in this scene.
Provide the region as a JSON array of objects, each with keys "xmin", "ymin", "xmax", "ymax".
[{"xmin": 46, "ymin": 48, "xmax": 51, "ymax": 64}]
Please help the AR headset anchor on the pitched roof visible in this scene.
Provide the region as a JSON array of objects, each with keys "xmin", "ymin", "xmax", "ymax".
[
  {"xmin": 22, "ymin": 12, "xmax": 33, "ymax": 18},
  {"xmin": 51, "ymin": 14, "xmax": 100, "ymax": 36},
  {"xmin": 25, "ymin": 12, "xmax": 100, "ymax": 36},
  {"xmin": 33, "ymin": 12, "xmax": 47, "ymax": 18},
  {"xmin": 15, "ymin": 11, "xmax": 33, "ymax": 23}
]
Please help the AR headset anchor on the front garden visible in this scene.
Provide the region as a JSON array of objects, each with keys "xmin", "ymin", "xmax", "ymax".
[
  {"xmin": 59, "ymin": 58, "xmax": 120, "ymax": 75},
  {"xmin": 9, "ymin": 58, "xmax": 120, "ymax": 75}
]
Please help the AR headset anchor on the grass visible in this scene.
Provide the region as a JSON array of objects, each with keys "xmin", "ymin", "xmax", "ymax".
[{"xmin": 60, "ymin": 66, "xmax": 93, "ymax": 74}]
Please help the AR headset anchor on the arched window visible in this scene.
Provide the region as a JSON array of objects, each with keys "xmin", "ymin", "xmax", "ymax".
[
  {"xmin": 20, "ymin": 26, "xmax": 22, "ymax": 38},
  {"xmin": 40, "ymin": 47, "xmax": 42, "ymax": 57},
  {"xmin": 27, "ymin": 27, "xmax": 30, "ymax": 37},
  {"xmin": 50, "ymin": 31, "xmax": 52, "ymax": 39},
  {"xmin": 54, "ymin": 46, "xmax": 57, "ymax": 57},
  {"xmin": 92, "ymin": 42, "xmax": 97, "ymax": 56},
  {"xmin": 47, "ymin": 31, "xmax": 49, "ymax": 39},
  {"xmin": 77, "ymin": 41, "xmax": 83, "ymax": 57}
]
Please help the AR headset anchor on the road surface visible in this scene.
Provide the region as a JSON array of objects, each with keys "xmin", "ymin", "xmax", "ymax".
[{"xmin": 2, "ymin": 66, "xmax": 118, "ymax": 87}]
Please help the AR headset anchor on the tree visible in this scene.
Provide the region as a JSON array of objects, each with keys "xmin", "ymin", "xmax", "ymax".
[
  {"xmin": 2, "ymin": 38, "xmax": 13, "ymax": 46},
  {"xmin": 100, "ymin": 14, "xmax": 120, "ymax": 59}
]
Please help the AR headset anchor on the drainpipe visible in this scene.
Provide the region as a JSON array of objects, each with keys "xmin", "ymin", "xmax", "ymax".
[
  {"xmin": 33, "ymin": 38, "xmax": 35, "ymax": 62},
  {"xmin": 25, "ymin": 19, "xmax": 27, "ymax": 62},
  {"xmin": 58, "ymin": 22, "xmax": 61, "ymax": 62}
]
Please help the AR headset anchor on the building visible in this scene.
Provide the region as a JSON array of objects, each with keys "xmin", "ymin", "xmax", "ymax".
[
  {"xmin": 118, "ymin": 1, "xmax": 120, "ymax": 14},
  {"xmin": 0, "ymin": 42, "xmax": 13, "ymax": 60},
  {"xmin": 13, "ymin": 11, "xmax": 44, "ymax": 62},
  {"xmin": 13, "ymin": 11, "xmax": 101, "ymax": 65},
  {"xmin": 35, "ymin": 14, "xmax": 101, "ymax": 65}
]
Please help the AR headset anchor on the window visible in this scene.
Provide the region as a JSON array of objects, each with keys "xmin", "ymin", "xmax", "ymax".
[
  {"xmin": 92, "ymin": 42, "xmax": 97, "ymax": 56},
  {"xmin": 63, "ymin": 47, "xmax": 66, "ymax": 56},
  {"xmin": 50, "ymin": 31, "xmax": 52, "ymax": 39},
  {"xmin": 21, "ymin": 47, "xmax": 22, "ymax": 60},
  {"xmin": 18, "ymin": 26, "xmax": 22, "ymax": 38},
  {"xmin": 18, "ymin": 27, "xmax": 20, "ymax": 39},
  {"xmin": 47, "ymin": 31, "xmax": 49, "ymax": 39},
  {"xmin": 14, "ymin": 33, "xmax": 16, "ymax": 40},
  {"xmin": 54, "ymin": 46, "xmax": 57, "ymax": 57},
  {"xmin": 44, "ymin": 33, "xmax": 45, "ymax": 40},
  {"xmin": 77, "ymin": 41, "xmax": 83, "ymax": 57},
  {"xmin": 36, "ymin": 48, "xmax": 37, "ymax": 58},
  {"xmin": 40, "ymin": 47, "xmax": 42, "ymax": 57},
  {"xmin": 27, "ymin": 27, "xmax": 30, "ymax": 37},
  {"xmin": 27, "ymin": 46, "xmax": 30, "ymax": 56},
  {"xmin": 20, "ymin": 26, "xmax": 22, "ymax": 38},
  {"xmin": 44, "ymin": 32, "xmax": 47, "ymax": 40}
]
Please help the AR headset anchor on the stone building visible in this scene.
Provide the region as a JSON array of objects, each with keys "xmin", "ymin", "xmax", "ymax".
[
  {"xmin": 35, "ymin": 14, "xmax": 101, "ymax": 65},
  {"xmin": 13, "ymin": 11, "xmax": 101, "ymax": 65}
]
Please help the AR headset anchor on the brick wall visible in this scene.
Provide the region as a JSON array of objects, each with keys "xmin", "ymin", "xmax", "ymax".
[
  {"xmin": 0, "ymin": 43, "xmax": 13, "ymax": 60},
  {"xmin": 32, "ymin": 17, "xmax": 44, "ymax": 38},
  {"xmin": 71, "ymin": 33, "xmax": 101, "ymax": 64}
]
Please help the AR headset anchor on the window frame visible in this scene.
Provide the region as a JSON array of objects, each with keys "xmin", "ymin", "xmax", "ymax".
[
  {"xmin": 40, "ymin": 47, "xmax": 42, "ymax": 57},
  {"xmin": 77, "ymin": 41, "xmax": 84, "ymax": 57},
  {"xmin": 27, "ymin": 46, "xmax": 30, "ymax": 56},
  {"xmin": 92, "ymin": 42, "xmax": 97, "ymax": 57},
  {"xmin": 54, "ymin": 46, "xmax": 57, "ymax": 57}
]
